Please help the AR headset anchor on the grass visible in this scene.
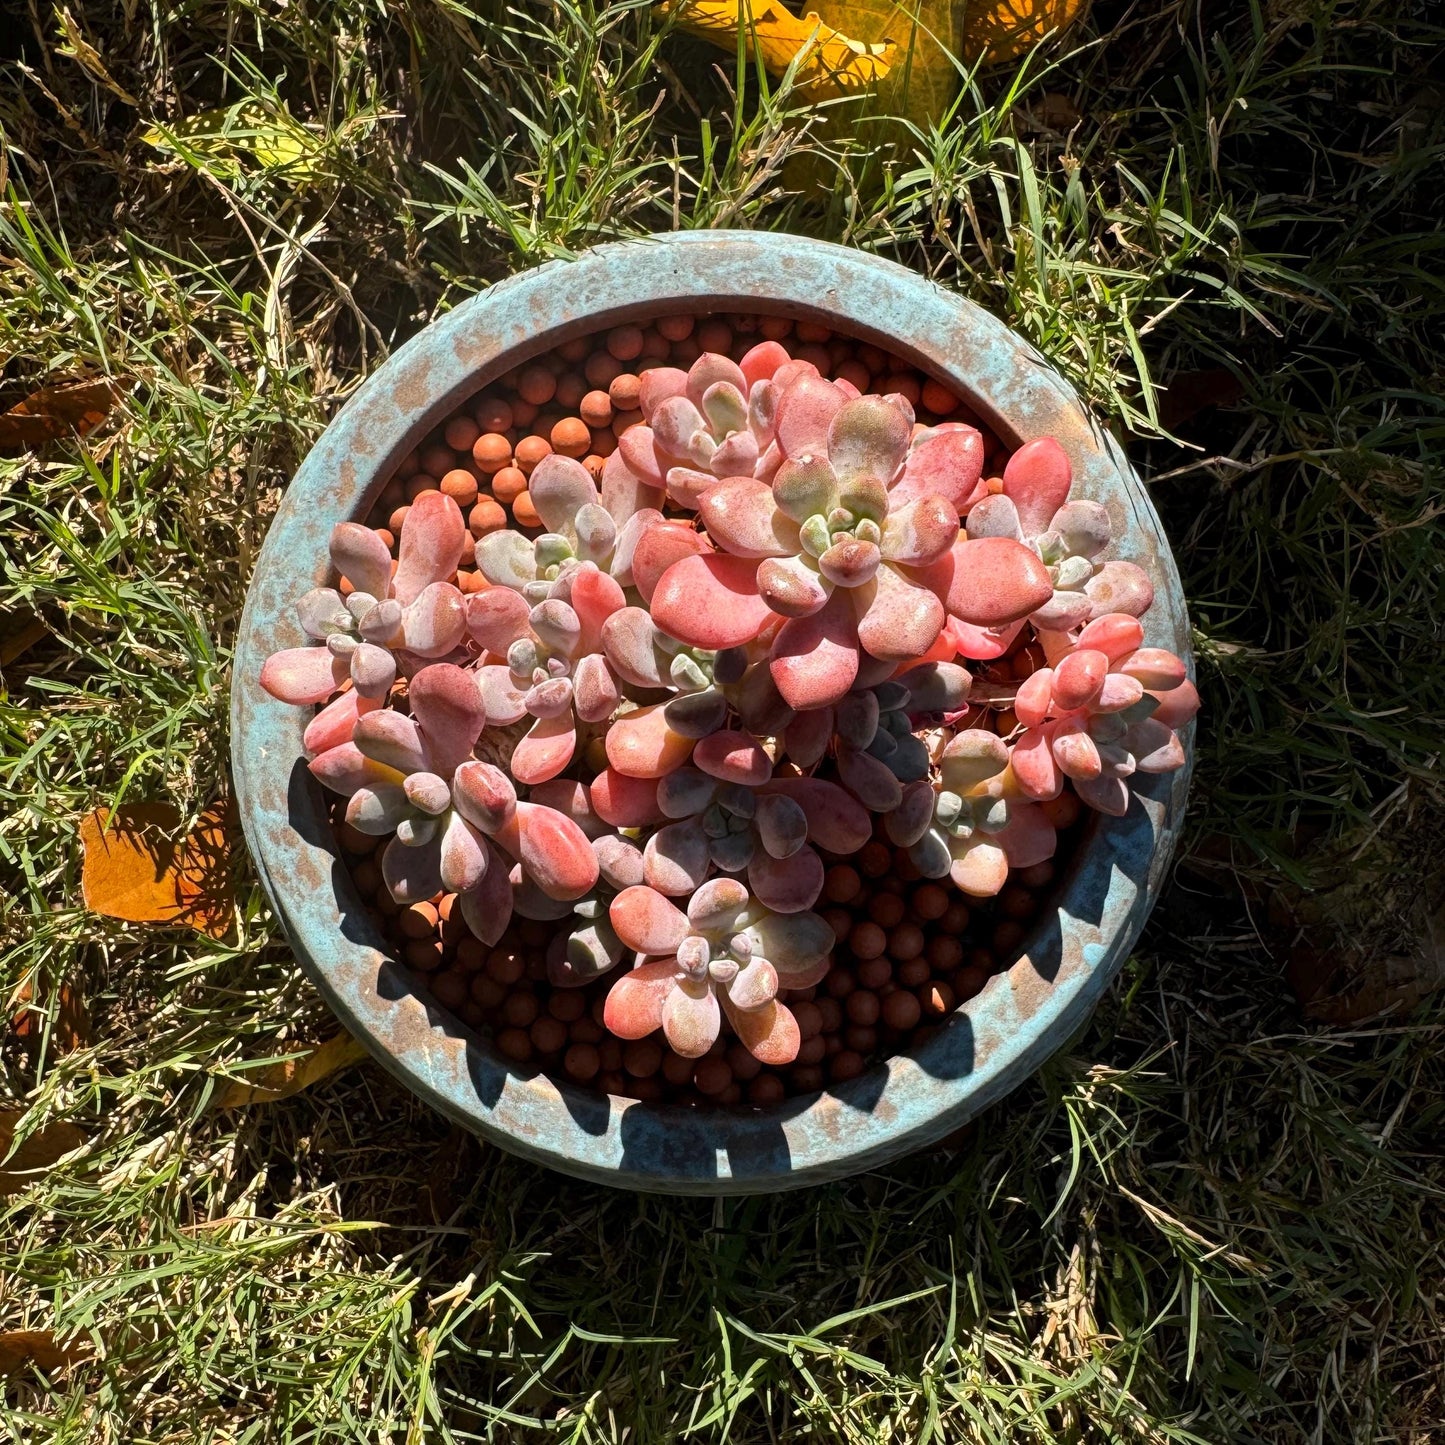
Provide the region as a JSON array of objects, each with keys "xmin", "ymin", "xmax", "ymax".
[{"xmin": 2, "ymin": 0, "xmax": 1443, "ymax": 1439}]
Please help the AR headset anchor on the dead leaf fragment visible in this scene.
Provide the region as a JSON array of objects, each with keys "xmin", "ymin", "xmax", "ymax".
[
  {"xmin": 0, "ymin": 1109, "xmax": 88, "ymax": 1196},
  {"xmin": 212, "ymin": 1032, "xmax": 370, "ymax": 1109},
  {"xmin": 0, "ymin": 376, "xmax": 128, "ymax": 455},
  {"xmin": 79, "ymin": 801, "xmax": 234, "ymax": 938},
  {"xmin": 961, "ymin": 0, "xmax": 1089, "ymax": 65},
  {"xmin": 0, "ymin": 1329, "xmax": 94, "ymax": 1377},
  {"xmin": 10, "ymin": 978, "xmax": 91, "ymax": 1057}
]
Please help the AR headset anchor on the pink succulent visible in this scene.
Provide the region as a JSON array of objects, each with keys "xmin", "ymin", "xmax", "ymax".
[
  {"xmin": 306, "ymin": 662, "xmax": 597, "ymax": 933},
  {"xmin": 883, "ymin": 729, "xmax": 1057, "ymax": 898},
  {"xmin": 602, "ymin": 877, "xmax": 835, "ymax": 1063},
  {"xmin": 259, "ymin": 497, "xmax": 470, "ymax": 746},
  {"xmin": 953, "ymin": 438, "xmax": 1156, "ymax": 659},
  {"xmin": 1006, "ymin": 614, "xmax": 1196, "ymax": 815}
]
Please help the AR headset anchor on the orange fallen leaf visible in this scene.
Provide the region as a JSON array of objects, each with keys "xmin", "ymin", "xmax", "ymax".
[
  {"xmin": 0, "ymin": 1108, "xmax": 88, "ymax": 1197},
  {"xmin": 79, "ymin": 801, "xmax": 234, "ymax": 939},
  {"xmin": 0, "ymin": 1329, "xmax": 94, "ymax": 1377},
  {"xmin": 10, "ymin": 977, "xmax": 91, "ymax": 1057},
  {"xmin": 212, "ymin": 1032, "xmax": 370, "ymax": 1109},
  {"xmin": 0, "ymin": 376, "xmax": 129, "ymax": 455}
]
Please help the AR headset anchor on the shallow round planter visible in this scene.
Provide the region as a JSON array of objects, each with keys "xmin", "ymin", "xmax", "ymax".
[{"xmin": 232, "ymin": 230, "xmax": 1192, "ymax": 1195}]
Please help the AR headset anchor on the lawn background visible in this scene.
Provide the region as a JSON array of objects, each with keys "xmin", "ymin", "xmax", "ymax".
[{"xmin": 2, "ymin": 0, "xmax": 1443, "ymax": 1439}]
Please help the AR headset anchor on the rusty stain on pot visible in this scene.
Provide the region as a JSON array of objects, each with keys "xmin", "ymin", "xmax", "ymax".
[{"xmin": 232, "ymin": 232, "xmax": 1192, "ymax": 1195}]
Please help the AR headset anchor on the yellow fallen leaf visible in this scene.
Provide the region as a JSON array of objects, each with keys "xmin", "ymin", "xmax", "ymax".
[
  {"xmin": 79, "ymin": 801, "xmax": 234, "ymax": 939},
  {"xmin": 660, "ymin": 0, "xmax": 898, "ymax": 100},
  {"xmin": 212, "ymin": 1032, "xmax": 370, "ymax": 1110},
  {"xmin": 961, "ymin": 0, "xmax": 1088, "ymax": 64},
  {"xmin": 141, "ymin": 101, "xmax": 320, "ymax": 182},
  {"xmin": 0, "ymin": 1329, "xmax": 94, "ymax": 1377},
  {"xmin": 0, "ymin": 1109, "xmax": 88, "ymax": 1197}
]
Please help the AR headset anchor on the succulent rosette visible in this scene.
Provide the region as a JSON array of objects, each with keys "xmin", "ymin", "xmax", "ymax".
[
  {"xmin": 1007, "ymin": 615, "xmax": 1196, "ymax": 815},
  {"xmin": 603, "ymin": 878, "xmax": 834, "ymax": 1064},
  {"xmin": 260, "ymin": 495, "xmax": 470, "ymax": 751},
  {"xmin": 883, "ymin": 730, "xmax": 1058, "ymax": 897},
  {"xmin": 955, "ymin": 438, "xmax": 1156, "ymax": 659}
]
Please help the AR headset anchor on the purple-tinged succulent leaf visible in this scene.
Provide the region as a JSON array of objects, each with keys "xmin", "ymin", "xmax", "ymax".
[
  {"xmin": 817, "ymin": 538, "xmax": 881, "ymax": 589},
  {"xmin": 964, "ymin": 494, "xmax": 1024, "ymax": 542},
  {"xmin": 1050, "ymin": 499, "xmax": 1111, "ymax": 557},
  {"xmin": 827, "ymin": 395, "xmax": 911, "ymax": 486},
  {"xmin": 594, "ymin": 833, "xmax": 646, "ymax": 890},
  {"xmin": 732, "ymin": 659, "xmax": 796, "ymax": 736},
  {"xmin": 380, "ymin": 834, "xmax": 445, "ymax": 904},
  {"xmin": 1073, "ymin": 772, "xmax": 1131, "ymax": 816},
  {"xmin": 572, "ymin": 652, "xmax": 620, "ymax": 724},
  {"xmin": 298, "ymin": 587, "xmax": 352, "ymax": 639},
  {"xmin": 885, "ymin": 779, "xmax": 936, "ymax": 847},
  {"xmin": 643, "ymin": 821, "xmax": 712, "ymax": 896},
  {"xmin": 510, "ymin": 713, "xmax": 576, "ymax": 785},
  {"xmin": 452, "ymin": 760, "xmax": 517, "ymax": 832},
  {"xmin": 1150, "ymin": 679, "xmax": 1200, "ymax": 730},
  {"xmin": 616, "ymin": 424, "xmax": 667, "ymax": 490},
  {"xmin": 528, "ymin": 453, "xmax": 599, "ymax": 536},
  {"xmin": 996, "ymin": 804, "xmax": 1057, "ymax": 869},
  {"xmin": 880, "ymin": 496, "xmax": 961, "ymax": 566},
  {"xmin": 1126, "ymin": 717, "xmax": 1187, "ymax": 772},
  {"xmin": 309, "ymin": 741, "xmax": 405, "ymax": 798},
  {"xmin": 329, "ymin": 522, "xmax": 393, "ymax": 601},
  {"xmin": 438, "ymin": 811, "xmax": 489, "ymax": 893},
  {"xmin": 748, "ymin": 845, "xmax": 823, "ymax": 913},
  {"xmin": 1117, "ymin": 647, "xmax": 1188, "ymax": 691},
  {"xmin": 454, "ymin": 841, "xmax": 512, "ymax": 946},
  {"xmin": 302, "ymin": 688, "xmax": 381, "ymax": 757},
  {"xmin": 1002, "ymin": 437, "xmax": 1072, "ymax": 535},
  {"xmin": 657, "ymin": 766, "xmax": 718, "ymax": 819},
  {"xmin": 662, "ymin": 980, "xmax": 721, "ymax": 1058},
  {"xmin": 409, "ymin": 663, "xmax": 487, "ymax": 776},
  {"xmin": 476, "ymin": 665, "xmax": 528, "ymax": 726},
  {"xmin": 600, "ymin": 606, "xmax": 666, "ymax": 687},
  {"xmin": 1010, "ymin": 726, "xmax": 1064, "ymax": 800},
  {"xmin": 755, "ymin": 794, "xmax": 808, "ymax": 858},
  {"xmin": 589, "ymin": 769, "xmax": 664, "ymax": 828},
  {"xmin": 755, "ymin": 554, "xmax": 830, "ymax": 619},
  {"xmin": 604, "ymin": 702, "xmax": 695, "ymax": 779},
  {"xmin": 769, "ymin": 586, "xmax": 859, "ymax": 711},
  {"xmin": 1052, "ymin": 724, "xmax": 1103, "ymax": 780},
  {"xmin": 896, "ymin": 660, "xmax": 971, "ymax": 713},
  {"xmin": 603, "ymin": 959, "xmax": 676, "ymax": 1040},
  {"xmin": 403, "ymin": 771, "xmax": 451, "ymax": 815},
  {"xmin": 698, "ymin": 477, "xmax": 800, "ymax": 558},
  {"xmin": 722, "ymin": 997, "xmax": 800, "ymax": 1066},
  {"xmin": 650, "ymin": 395, "xmax": 714, "ymax": 469},
  {"xmin": 354, "ymin": 710, "xmax": 429, "ymax": 775},
  {"xmin": 610, "ymin": 885, "xmax": 690, "ymax": 955},
  {"xmin": 687, "ymin": 876, "xmax": 750, "ymax": 932},
  {"xmin": 855, "ymin": 563, "xmax": 946, "ymax": 663},
  {"xmin": 764, "ymin": 777, "xmax": 871, "ymax": 855},
  {"xmin": 836, "ymin": 742, "xmax": 903, "ymax": 811},
  {"xmin": 686, "ymin": 353, "xmax": 748, "ymax": 410},
  {"xmin": 261, "ymin": 646, "xmax": 349, "ymax": 705},
  {"xmin": 1085, "ymin": 561, "xmax": 1154, "ymax": 619},
  {"xmin": 1053, "ymin": 649, "xmax": 1109, "ymax": 711},
  {"xmin": 891, "ymin": 426, "xmax": 986, "ymax": 511},
  {"xmin": 600, "ymin": 450, "xmax": 663, "ymax": 527},
  {"xmin": 782, "ymin": 706, "xmax": 834, "ymax": 769},
  {"xmin": 393, "ymin": 491, "xmax": 465, "ymax": 608},
  {"xmin": 775, "ymin": 374, "xmax": 847, "ymax": 457},
  {"xmin": 742, "ymin": 908, "xmax": 833, "ymax": 980},
  {"xmin": 938, "ymin": 729, "xmax": 1009, "ymax": 791},
  {"xmin": 505, "ymin": 801, "xmax": 600, "ymax": 899},
  {"xmin": 692, "ymin": 729, "xmax": 773, "ymax": 787},
  {"xmin": 466, "ymin": 587, "xmax": 531, "ymax": 655},
  {"xmin": 350, "ymin": 642, "xmax": 397, "ymax": 699},
  {"xmin": 640, "ymin": 366, "xmax": 689, "ymax": 417},
  {"xmin": 402, "ymin": 582, "xmax": 467, "ymax": 658},
  {"xmin": 943, "ymin": 536, "xmax": 1055, "ymax": 627},
  {"xmin": 345, "ymin": 785, "xmax": 412, "ymax": 835},
  {"xmin": 772, "ymin": 454, "xmax": 838, "ymax": 523},
  {"xmin": 651, "ymin": 553, "xmax": 774, "ymax": 650},
  {"xmin": 948, "ymin": 836, "xmax": 1009, "ymax": 897}
]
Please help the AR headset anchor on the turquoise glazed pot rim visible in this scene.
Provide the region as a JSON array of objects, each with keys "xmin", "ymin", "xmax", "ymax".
[{"xmin": 232, "ymin": 230, "xmax": 1192, "ymax": 1195}]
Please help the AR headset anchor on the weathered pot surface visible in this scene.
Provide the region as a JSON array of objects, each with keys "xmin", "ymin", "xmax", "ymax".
[{"xmin": 232, "ymin": 231, "xmax": 1192, "ymax": 1194}]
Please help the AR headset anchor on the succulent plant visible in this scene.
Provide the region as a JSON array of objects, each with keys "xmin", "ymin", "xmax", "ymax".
[
  {"xmin": 1006, "ymin": 614, "xmax": 1195, "ymax": 815},
  {"xmin": 956, "ymin": 439, "xmax": 1156, "ymax": 659},
  {"xmin": 260, "ymin": 497, "xmax": 470, "ymax": 749},
  {"xmin": 602, "ymin": 878, "xmax": 834, "ymax": 1063},
  {"xmin": 882, "ymin": 730, "xmax": 1058, "ymax": 897}
]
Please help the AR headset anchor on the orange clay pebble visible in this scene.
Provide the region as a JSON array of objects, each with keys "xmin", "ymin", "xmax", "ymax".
[
  {"xmin": 583, "ymin": 454, "xmax": 606, "ymax": 480},
  {"xmin": 516, "ymin": 365, "xmax": 557, "ymax": 406},
  {"xmin": 550, "ymin": 415, "xmax": 592, "ymax": 458},
  {"xmin": 670, "ymin": 337, "xmax": 701, "ymax": 367},
  {"xmin": 444, "ymin": 415, "xmax": 480, "ymax": 451},
  {"xmin": 490, "ymin": 467, "xmax": 528, "ymax": 505},
  {"xmin": 606, "ymin": 325, "xmax": 645, "ymax": 361},
  {"xmin": 584, "ymin": 350, "xmax": 623, "ymax": 388},
  {"xmin": 513, "ymin": 435, "xmax": 552, "ymax": 475},
  {"xmin": 457, "ymin": 568, "xmax": 489, "ymax": 593},
  {"xmin": 419, "ymin": 443, "xmax": 455, "ymax": 478},
  {"xmin": 555, "ymin": 372, "xmax": 586, "ymax": 410},
  {"xmin": 611, "ymin": 409, "xmax": 642, "ymax": 437},
  {"xmin": 759, "ymin": 315, "xmax": 792, "ymax": 340},
  {"xmin": 858, "ymin": 342, "xmax": 887, "ymax": 373},
  {"xmin": 440, "ymin": 468, "xmax": 479, "ymax": 507},
  {"xmin": 405, "ymin": 472, "xmax": 436, "ymax": 501},
  {"xmin": 590, "ymin": 427, "xmax": 617, "ymax": 458},
  {"xmin": 697, "ymin": 318, "xmax": 732, "ymax": 352},
  {"xmin": 921, "ymin": 379, "xmax": 959, "ymax": 415},
  {"xmin": 640, "ymin": 328, "xmax": 670, "ymax": 361},
  {"xmin": 795, "ymin": 343, "xmax": 832, "ymax": 373},
  {"xmin": 884, "ymin": 373, "xmax": 922, "ymax": 406},
  {"xmin": 608, "ymin": 373, "xmax": 642, "ymax": 411},
  {"xmin": 557, "ymin": 335, "xmax": 589, "ymax": 363},
  {"xmin": 468, "ymin": 499, "xmax": 508, "ymax": 540},
  {"xmin": 389, "ymin": 504, "xmax": 410, "ymax": 534},
  {"xmin": 579, "ymin": 390, "xmax": 613, "ymax": 428},
  {"xmin": 512, "ymin": 491, "xmax": 540, "ymax": 527},
  {"xmin": 510, "ymin": 397, "xmax": 539, "ymax": 427},
  {"xmin": 656, "ymin": 314, "xmax": 695, "ymax": 341},
  {"xmin": 473, "ymin": 396, "xmax": 513, "ymax": 433},
  {"xmin": 835, "ymin": 360, "xmax": 871, "ymax": 392},
  {"xmin": 472, "ymin": 432, "xmax": 512, "ymax": 474},
  {"xmin": 795, "ymin": 319, "xmax": 832, "ymax": 344}
]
